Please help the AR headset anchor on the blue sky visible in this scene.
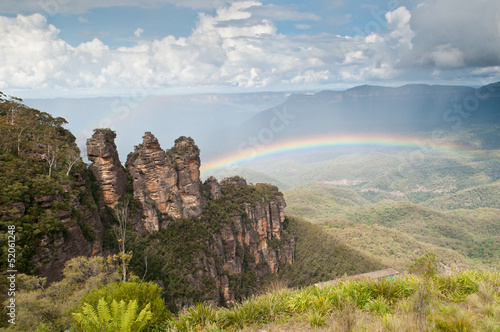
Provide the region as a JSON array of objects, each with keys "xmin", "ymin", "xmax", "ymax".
[{"xmin": 1, "ymin": 0, "xmax": 500, "ymax": 98}]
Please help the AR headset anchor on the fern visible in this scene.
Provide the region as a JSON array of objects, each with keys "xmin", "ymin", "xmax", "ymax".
[
  {"xmin": 98, "ymin": 297, "xmax": 112, "ymax": 326},
  {"xmin": 72, "ymin": 297, "xmax": 153, "ymax": 332},
  {"xmin": 120, "ymin": 299, "xmax": 137, "ymax": 331}
]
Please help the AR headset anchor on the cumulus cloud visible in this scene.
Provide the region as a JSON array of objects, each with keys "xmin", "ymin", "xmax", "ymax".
[
  {"xmin": 0, "ymin": 14, "xmax": 68, "ymax": 88},
  {"xmin": 1, "ymin": 0, "xmax": 500, "ymax": 96},
  {"xmin": 0, "ymin": 2, "xmax": 404, "ymax": 94},
  {"xmin": 423, "ymin": 45, "xmax": 465, "ymax": 69},
  {"xmin": 385, "ymin": 6, "xmax": 414, "ymax": 49}
]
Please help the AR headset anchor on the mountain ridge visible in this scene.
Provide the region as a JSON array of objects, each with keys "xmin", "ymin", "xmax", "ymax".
[{"xmin": 202, "ymin": 81, "xmax": 500, "ymax": 159}]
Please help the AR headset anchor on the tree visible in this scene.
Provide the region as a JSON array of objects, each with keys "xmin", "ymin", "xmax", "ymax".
[
  {"xmin": 410, "ymin": 252, "xmax": 437, "ymax": 279},
  {"xmin": 112, "ymin": 196, "xmax": 132, "ymax": 282},
  {"xmin": 65, "ymin": 143, "xmax": 85, "ymax": 176},
  {"xmin": 0, "ymin": 92, "xmax": 73, "ymax": 176}
]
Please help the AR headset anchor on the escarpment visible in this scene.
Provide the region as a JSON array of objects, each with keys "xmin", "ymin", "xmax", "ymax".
[
  {"xmin": 30, "ymin": 172, "xmax": 104, "ymax": 284},
  {"xmin": 203, "ymin": 176, "xmax": 295, "ymax": 305},
  {"xmin": 87, "ymin": 130, "xmax": 295, "ymax": 307}
]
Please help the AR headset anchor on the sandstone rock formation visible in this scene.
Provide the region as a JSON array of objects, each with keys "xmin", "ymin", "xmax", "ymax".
[
  {"xmin": 170, "ymin": 136, "xmax": 203, "ymax": 218},
  {"xmin": 87, "ymin": 130, "xmax": 294, "ymax": 306},
  {"xmin": 218, "ymin": 177, "xmax": 294, "ymax": 274},
  {"xmin": 205, "ymin": 176, "xmax": 222, "ymax": 200},
  {"xmin": 181, "ymin": 176, "xmax": 295, "ymax": 306},
  {"xmin": 87, "ymin": 129, "xmax": 128, "ymax": 207},
  {"xmin": 125, "ymin": 133, "xmax": 203, "ymax": 231}
]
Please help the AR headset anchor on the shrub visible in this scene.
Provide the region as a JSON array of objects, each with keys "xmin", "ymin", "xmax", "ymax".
[
  {"xmin": 308, "ymin": 310, "xmax": 327, "ymax": 327},
  {"xmin": 167, "ymin": 302, "xmax": 217, "ymax": 331},
  {"xmin": 410, "ymin": 252, "xmax": 438, "ymax": 279},
  {"xmin": 364, "ymin": 296, "xmax": 392, "ymax": 316},
  {"xmin": 10, "ymin": 256, "xmax": 120, "ymax": 331},
  {"xmin": 435, "ymin": 273, "xmax": 478, "ymax": 302},
  {"xmin": 432, "ymin": 305, "xmax": 476, "ymax": 332}
]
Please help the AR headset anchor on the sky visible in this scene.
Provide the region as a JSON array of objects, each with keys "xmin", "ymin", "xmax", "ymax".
[{"xmin": 1, "ymin": 0, "xmax": 500, "ymax": 98}]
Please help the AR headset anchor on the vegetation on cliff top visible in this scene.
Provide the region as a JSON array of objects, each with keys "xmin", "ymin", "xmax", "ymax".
[{"xmin": 0, "ymin": 93, "xmax": 96, "ymax": 274}]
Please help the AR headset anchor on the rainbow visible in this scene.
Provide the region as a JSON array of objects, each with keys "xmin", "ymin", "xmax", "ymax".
[{"xmin": 200, "ymin": 133, "xmax": 499, "ymax": 176}]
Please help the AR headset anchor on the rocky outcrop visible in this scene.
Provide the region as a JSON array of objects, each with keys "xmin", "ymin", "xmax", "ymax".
[
  {"xmin": 222, "ymin": 178, "xmax": 293, "ymax": 268},
  {"xmin": 125, "ymin": 133, "xmax": 203, "ymax": 231},
  {"xmin": 86, "ymin": 131, "xmax": 294, "ymax": 307},
  {"xmin": 207, "ymin": 177, "xmax": 295, "ymax": 305},
  {"xmin": 170, "ymin": 136, "xmax": 203, "ymax": 218},
  {"xmin": 205, "ymin": 176, "xmax": 222, "ymax": 200},
  {"xmin": 87, "ymin": 129, "xmax": 128, "ymax": 207}
]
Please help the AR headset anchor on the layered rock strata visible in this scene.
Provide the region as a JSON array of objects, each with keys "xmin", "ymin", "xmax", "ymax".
[
  {"xmin": 219, "ymin": 177, "xmax": 293, "ymax": 275},
  {"xmin": 87, "ymin": 129, "xmax": 128, "ymax": 207},
  {"xmin": 125, "ymin": 132, "xmax": 203, "ymax": 231}
]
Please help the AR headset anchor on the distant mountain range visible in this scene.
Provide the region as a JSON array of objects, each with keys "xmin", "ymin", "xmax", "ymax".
[
  {"xmin": 25, "ymin": 82, "xmax": 500, "ymax": 163},
  {"xmin": 204, "ymin": 82, "xmax": 500, "ymax": 157}
]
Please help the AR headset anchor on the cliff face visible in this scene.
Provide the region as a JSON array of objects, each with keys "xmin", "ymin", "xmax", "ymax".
[
  {"xmin": 29, "ymin": 172, "xmax": 103, "ymax": 284},
  {"xmin": 125, "ymin": 133, "xmax": 203, "ymax": 231},
  {"xmin": 87, "ymin": 129, "xmax": 128, "ymax": 207},
  {"xmin": 212, "ymin": 177, "xmax": 295, "ymax": 305},
  {"xmin": 220, "ymin": 177, "xmax": 293, "ymax": 274}
]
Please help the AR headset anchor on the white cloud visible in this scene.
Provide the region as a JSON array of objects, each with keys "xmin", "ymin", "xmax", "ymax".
[
  {"xmin": 424, "ymin": 45, "xmax": 465, "ymax": 69},
  {"xmin": 1, "ymin": 0, "xmax": 500, "ymax": 97},
  {"xmin": 78, "ymin": 16, "xmax": 88, "ymax": 23},
  {"xmin": 385, "ymin": 6, "xmax": 410, "ymax": 29},
  {"xmin": 0, "ymin": 14, "xmax": 69, "ymax": 88},
  {"xmin": 289, "ymin": 70, "xmax": 329, "ymax": 83},
  {"xmin": 134, "ymin": 28, "xmax": 144, "ymax": 37},
  {"xmin": 385, "ymin": 6, "xmax": 414, "ymax": 49},
  {"xmin": 77, "ymin": 38, "xmax": 108, "ymax": 58},
  {"xmin": 0, "ymin": 5, "xmax": 401, "ymax": 95}
]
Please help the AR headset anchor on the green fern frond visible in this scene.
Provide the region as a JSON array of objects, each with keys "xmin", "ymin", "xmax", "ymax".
[
  {"xmin": 72, "ymin": 302, "xmax": 103, "ymax": 331},
  {"xmin": 134, "ymin": 303, "xmax": 153, "ymax": 332},
  {"xmin": 121, "ymin": 299, "xmax": 138, "ymax": 332},
  {"xmin": 83, "ymin": 302, "xmax": 103, "ymax": 330},
  {"xmin": 97, "ymin": 297, "xmax": 112, "ymax": 326},
  {"xmin": 73, "ymin": 297, "xmax": 153, "ymax": 332}
]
